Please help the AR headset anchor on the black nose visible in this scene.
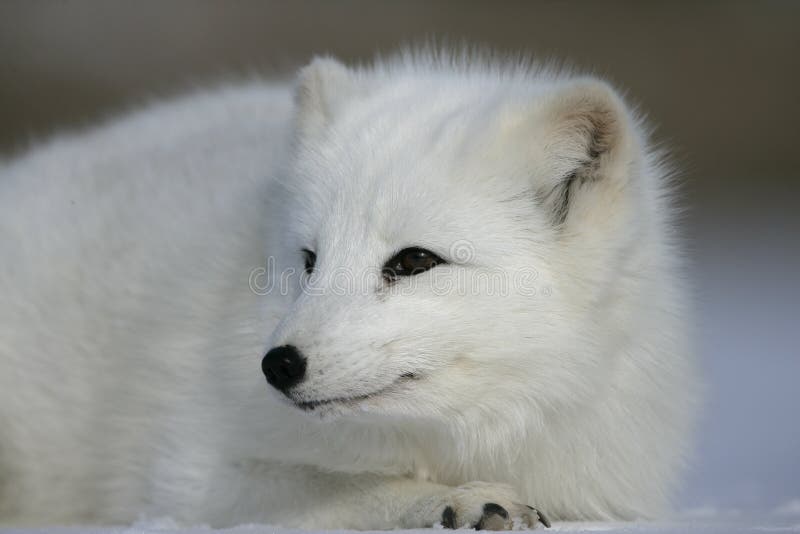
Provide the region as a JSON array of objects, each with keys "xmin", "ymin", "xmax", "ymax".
[{"xmin": 262, "ymin": 345, "xmax": 306, "ymax": 393}]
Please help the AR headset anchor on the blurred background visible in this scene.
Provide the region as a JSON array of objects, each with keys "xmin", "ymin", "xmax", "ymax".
[{"xmin": 1, "ymin": 0, "xmax": 798, "ymax": 518}]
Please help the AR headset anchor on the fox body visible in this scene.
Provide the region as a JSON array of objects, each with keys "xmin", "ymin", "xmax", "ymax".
[{"xmin": 0, "ymin": 51, "xmax": 695, "ymax": 529}]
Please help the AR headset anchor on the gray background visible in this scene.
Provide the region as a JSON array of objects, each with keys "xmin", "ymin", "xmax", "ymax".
[{"xmin": 1, "ymin": 0, "xmax": 798, "ymax": 515}]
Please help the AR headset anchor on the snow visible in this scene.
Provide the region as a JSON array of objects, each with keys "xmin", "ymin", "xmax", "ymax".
[
  {"xmin": 773, "ymin": 501, "xmax": 800, "ymax": 518},
  {"xmin": 676, "ymin": 204, "xmax": 800, "ymax": 519},
  {"xmin": 2, "ymin": 517, "xmax": 800, "ymax": 534}
]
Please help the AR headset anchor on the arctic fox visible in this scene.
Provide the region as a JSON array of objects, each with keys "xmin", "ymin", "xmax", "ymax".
[{"xmin": 0, "ymin": 50, "xmax": 695, "ymax": 529}]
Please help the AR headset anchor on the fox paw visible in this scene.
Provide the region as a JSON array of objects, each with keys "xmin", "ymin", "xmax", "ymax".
[{"xmin": 435, "ymin": 482, "xmax": 550, "ymax": 530}]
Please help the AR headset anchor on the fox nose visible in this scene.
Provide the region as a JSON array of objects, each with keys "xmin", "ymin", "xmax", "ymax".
[{"xmin": 262, "ymin": 345, "xmax": 306, "ymax": 393}]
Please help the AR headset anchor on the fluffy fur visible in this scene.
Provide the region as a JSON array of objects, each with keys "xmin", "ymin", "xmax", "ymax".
[{"xmin": 0, "ymin": 49, "xmax": 696, "ymax": 529}]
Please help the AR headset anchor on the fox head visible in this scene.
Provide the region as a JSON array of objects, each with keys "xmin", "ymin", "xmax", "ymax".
[{"xmin": 260, "ymin": 54, "xmax": 663, "ymax": 430}]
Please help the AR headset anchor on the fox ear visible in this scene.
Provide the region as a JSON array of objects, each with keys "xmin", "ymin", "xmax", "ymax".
[
  {"xmin": 294, "ymin": 57, "xmax": 358, "ymax": 139},
  {"xmin": 532, "ymin": 80, "xmax": 635, "ymax": 226}
]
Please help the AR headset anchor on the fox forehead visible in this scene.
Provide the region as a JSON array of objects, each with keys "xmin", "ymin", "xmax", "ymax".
[
  {"xmin": 287, "ymin": 98, "xmax": 551, "ymax": 265},
  {"xmin": 286, "ymin": 164, "xmax": 544, "ymax": 273}
]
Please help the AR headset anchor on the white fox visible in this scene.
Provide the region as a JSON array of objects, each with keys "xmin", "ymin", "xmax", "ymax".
[{"xmin": 0, "ymin": 50, "xmax": 696, "ymax": 529}]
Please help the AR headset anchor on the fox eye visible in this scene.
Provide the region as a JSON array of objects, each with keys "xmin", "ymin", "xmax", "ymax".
[
  {"xmin": 383, "ymin": 247, "xmax": 446, "ymax": 280},
  {"xmin": 302, "ymin": 249, "xmax": 316, "ymax": 275}
]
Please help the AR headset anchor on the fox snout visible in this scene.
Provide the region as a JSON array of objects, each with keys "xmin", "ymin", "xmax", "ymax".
[{"xmin": 262, "ymin": 345, "xmax": 307, "ymax": 394}]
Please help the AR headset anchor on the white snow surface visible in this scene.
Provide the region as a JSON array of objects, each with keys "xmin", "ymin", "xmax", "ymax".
[{"xmin": 2, "ymin": 515, "xmax": 800, "ymax": 534}]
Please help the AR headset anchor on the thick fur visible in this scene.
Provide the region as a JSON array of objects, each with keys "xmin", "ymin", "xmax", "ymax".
[{"xmin": 0, "ymin": 50, "xmax": 696, "ymax": 528}]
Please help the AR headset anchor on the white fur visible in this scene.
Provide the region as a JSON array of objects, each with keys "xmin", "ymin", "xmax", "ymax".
[{"xmin": 0, "ymin": 50, "xmax": 696, "ymax": 529}]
